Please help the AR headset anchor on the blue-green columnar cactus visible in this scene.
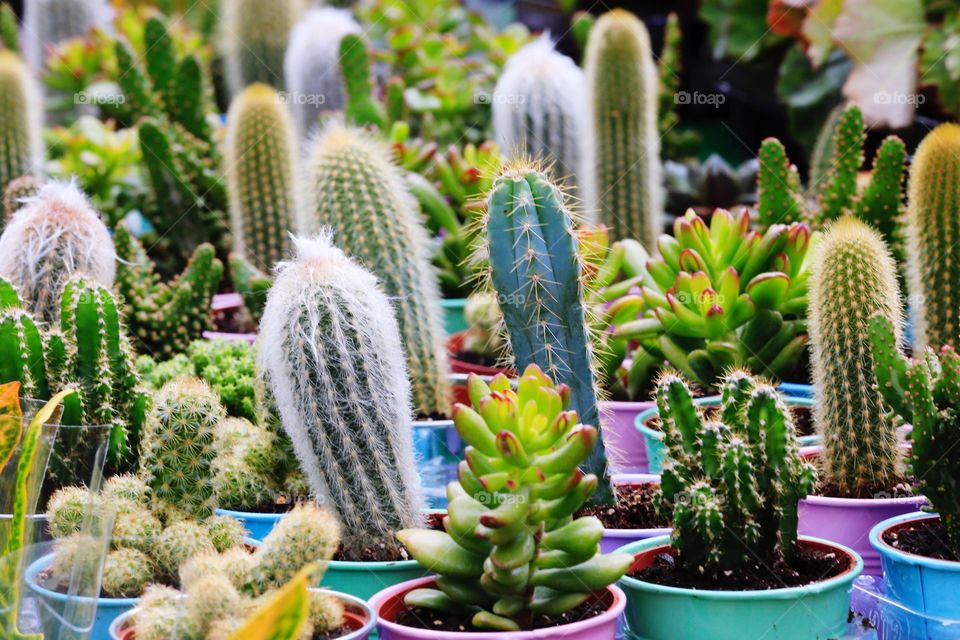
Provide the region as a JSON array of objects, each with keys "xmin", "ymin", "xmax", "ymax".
[{"xmin": 398, "ymin": 366, "xmax": 633, "ymax": 631}]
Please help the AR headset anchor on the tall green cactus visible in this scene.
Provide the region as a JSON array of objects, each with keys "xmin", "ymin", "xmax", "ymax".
[
  {"xmin": 756, "ymin": 138, "xmax": 803, "ymax": 228},
  {"xmin": 808, "ymin": 103, "xmax": 847, "ymax": 191},
  {"xmin": 854, "ymin": 136, "xmax": 906, "ymax": 264},
  {"xmin": 583, "ymin": 9, "xmax": 662, "ymax": 247},
  {"xmin": 285, "ymin": 8, "xmax": 361, "ymax": 138},
  {"xmin": 302, "ymin": 124, "xmax": 451, "ymax": 417},
  {"xmin": 114, "ymin": 226, "xmax": 223, "ymax": 360},
  {"xmin": 0, "ymin": 181, "xmax": 116, "ymax": 324},
  {"xmin": 224, "ymin": 84, "xmax": 299, "ymax": 271},
  {"xmin": 46, "ymin": 277, "xmax": 148, "ymax": 482},
  {"xmin": 139, "ymin": 377, "xmax": 224, "ymax": 519},
  {"xmin": 222, "ymin": 0, "xmax": 305, "ymax": 96},
  {"xmin": 809, "ymin": 216, "xmax": 903, "ymax": 496},
  {"xmin": 258, "ymin": 234, "xmax": 425, "ymax": 556},
  {"xmin": 906, "ymin": 123, "xmax": 960, "ymax": 352},
  {"xmin": 492, "ymin": 36, "xmax": 585, "ymax": 193},
  {"xmin": 482, "ymin": 163, "xmax": 608, "ymax": 498},
  {"xmin": 339, "ymin": 33, "xmax": 386, "ymax": 130},
  {"xmin": 0, "ymin": 307, "xmax": 50, "ymax": 401},
  {"xmin": 870, "ymin": 314, "xmax": 960, "ymax": 556},
  {"xmin": 816, "ymin": 105, "xmax": 865, "ymax": 223},
  {"xmin": 655, "ymin": 371, "xmax": 816, "ymax": 576},
  {"xmin": 0, "ymin": 51, "xmax": 42, "ymax": 226}
]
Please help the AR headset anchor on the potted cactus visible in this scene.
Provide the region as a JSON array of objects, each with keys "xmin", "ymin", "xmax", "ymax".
[
  {"xmin": 868, "ymin": 313, "xmax": 960, "ymax": 625},
  {"xmin": 797, "ymin": 217, "xmax": 925, "ymax": 576},
  {"xmin": 106, "ymin": 503, "xmax": 374, "ymax": 640},
  {"xmin": 617, "ymin": 371, "xmax": 863, "ymax": 640},
  {"xmin": 371, "ymin": 365, "xmax": 632, "ymax": 638}
]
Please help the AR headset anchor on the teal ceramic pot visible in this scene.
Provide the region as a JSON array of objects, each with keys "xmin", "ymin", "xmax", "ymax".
[
  {"xmin": 617, "ymin": 535, "xmax": 863, "ymax": 640},
  {"xmin": 25, "ymin": 539, "xmax": 261, "ymax": 639},
  {"xmin": 440, "ymin": 298, "xmax": 468, "ymax": 334},
  {"xmin": 637, "ymin": 395, "xmax": 817, "ymax": 473},
  {"xmin": 215, "ymin": 507, "xmax": 285, "ymax": 541},
  {"xmin": 870, "ymin": 512, "xmax": 960, "ymax": 637}
]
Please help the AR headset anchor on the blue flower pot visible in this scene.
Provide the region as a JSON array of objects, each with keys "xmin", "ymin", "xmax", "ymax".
[
  {"xmin": 214, "ymin": 508, "xmax": 285, "ymax": 541},
  {"xmin": 440, "ymin": 298, "xmax": 468, "ymax": 334},
  {"xmin": 616, "ymin": 535, "xmax": 863, "ymax": 640},
  {"xmin": 636, "ymin": 394, "xmax": 817, "ymax": 473},
  {"xmin": 412, "ymin": 419, "xmax": 462, "ymax": 509},
  {"xmin": 870, "ymin": 512, "xmax": 960, "ymax": 638}
]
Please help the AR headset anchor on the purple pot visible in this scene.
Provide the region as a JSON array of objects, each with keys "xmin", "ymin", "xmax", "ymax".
[
  {"xmin": 599, "ymin": 400, "xmax": 654, "ymax": 474},
  {"xmin": 370, "ymin": 576, "xmax": 626, "ymax": 640},
  {"xmin": 202, "ymin": 330, "xmax": 257, "ymax": 344},
  {"xmin": 799, "ymin": 494, "xmax": 927, "ymax": 577},
  {"xmin": 598, "ymin": 474, "xmax": 671, "ymax": 554}
]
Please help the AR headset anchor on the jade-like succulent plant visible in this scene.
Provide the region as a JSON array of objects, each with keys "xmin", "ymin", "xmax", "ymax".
[
  {"xmin": 655, "ymin": 370, "xmax": 816, "ymax": 577},
  {"xmin": 398, "ymin": 365, "xmax": 632, "ymax": 631},
  {"xmin": 870, "ymin": 314, "xmax": 960, "ymax": 556},
  {"xmin": 613, "ymin": 208, "xmax": 812, "ymax": 393}
]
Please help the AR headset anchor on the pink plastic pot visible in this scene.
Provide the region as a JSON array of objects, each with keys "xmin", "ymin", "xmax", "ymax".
[
  {"xmin": 599, "ymin": 400, "xmax": 654, "ymax": 474},
  {"xmin": 797, "ymin": 446, "xmax": 927, "ymax": 577},
  {"xmin": 208, "ymin": 293, "xmax": 258, "ymax": 343},
  {"xmin": 599, "ymin": 474, "xmax": 671, "ymax": 554},
  {"xmin": 369, "ymin": 576, "xmax": 626, "ymax": 640}
]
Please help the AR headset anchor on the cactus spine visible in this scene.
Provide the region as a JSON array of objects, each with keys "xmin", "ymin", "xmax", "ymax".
[
  {"xmin": 583, "ymin": 10, "xmax": 662, "ymax": 246},
  {"xmin": 809, "ymin": 216, "xmax": 903, "ymax": 496},
  {"xmin": 114, "ymin": 226, "xmax": 223, "ymax": 359},
  {"xmin": 302, "ymin": 124, "xmax": 451, "ymax": 417},
  {"xmin": 225, "ymin": 84, "xmax": 299, "ymax": 271},
  {"xmin": 284, "ymin": 8, "xmax": 361, "ymax": 138},
  {"xmin": 493, "ymin": 36, "xmax": 585, "ymax": 193},
  {"xmin": 258, "ymin": 234, "xmax": 425, "ymax": 555},
  {"xmin": 906, "ymin": 123, "xmax": 960, "ymax": 352},
  {"xmin": 0, "ymin": 181, "xmax": 115, "ymax": 324},
  {"xmin": 757, "ymin": 138, "xmax": 803, "ymax": 228},
  {"xmin": 221, "ymin": 0, "xmax": 305, "ymax": 95},
  {"xmin": 0, "ymin": 51, "xmax": 42, "ymax": 225},
  {"xmin": 139, "ymin": 377, "xmax": 224, "ymax": 519},
  {"xmin": 22, "ymin": 0, "xmax": 112, "ymax": 71},
  {"xmin": 655, "ymin": 371, "xmax": 816, "ymax": 576},
  {"xmin": 816, "ymin": 105, "xmax": 865, "ymax": 222},
  {"xmin": 482, "ymin": 163, "xmax": 608, "ymax": 497}
]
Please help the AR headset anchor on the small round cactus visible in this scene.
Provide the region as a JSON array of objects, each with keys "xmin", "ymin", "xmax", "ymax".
[
  {"xmin": 205, "ymin": 514, "xmax": 246, "ymax": 553},
  {"xmin": 248, "ymin": 503, "xmax": 341, "ymax": 594},
  {"xmin": 153, "ymin": 520, "xmax": 217, "ymax": 579},
  {"xmin": 219, "ymin": 545, "xmax": 257, "ymax": 590},
  {"xmin": 103, "ymin": 473, "xmax": 152, "ymax": 506},
  {"xmin": 0, "ymin": 180, "xmax": 116, "ymax": 323},
  {"xmin": 3, "ymin": 174, "xmax": 40, "ymax": 221},
  {"xmin": 308, "ymin": 591, "xmax": 346, "ymax": 634},
  {"xmin": 111, "ymin": 499, "xmax": 161, "ymax": 553},
  {"xmin": 185, "ymin": 573, "xmax": 241, "ymax": 633},
  {"xmin": 102, "ymin": 548, "xmax": 154, "ymax": 598},
  {"xmin": 46, "ymin": 486, "xmax": 98, "ymax": 539},
  {"xmin": 212, "ymin": 454, "xmax": 276, "ymax": 511}
]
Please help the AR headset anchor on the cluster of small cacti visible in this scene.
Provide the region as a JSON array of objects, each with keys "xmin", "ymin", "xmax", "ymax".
[
  {"xmin": 45, "ymin": 474, "xmax": 245, "ymax": 598},
  {"xmin": 870, "ymin": 315, "xmax": 960, "ymax": 557},
  {"xmin": 481, "ymin": 163, "xmax": 608, "ymax": 494},
  {"xmin": 809, "ymin": 216, "xmax": 903, "ymax": 497},
  {"xmin": 905, "ymin": 123, "xmax": 960, "ymax": 353},
  {"xmin": 301, "ymin": 124, "xmax": 452, "ymax": 417},
  {"xmin": 399, "ymin": 366, "xmax": 633, "ymax": 630},
  {"xmin": 611, "ymin": 208, "xmax": 812, "ymax": 394},
  {"xmin": 258, "ymin": 234, "xmax": 426, "ymax": 557},
  {"xmin": 225, "ymin": 84, "xmax": 300, "ymax": 273},
  {"xmin": 0, "ymin": 51, "xmax": 42, "ymax": 225},
  {"xmin": 0, "ymin": 181, "xmax": 115, "ymax": 323},
  {"xmin": 655, "ymin": 370, "xmax": 816, "ymax": 577},
  {"xmin": 284, "ymin": 9, "xmax": 361, "ymax": 138},
  {"xmin": 222, "ymin": 0, "xmax": 306, "ymax": 97},
  {"xmin": 583, "ymin": 9, "xmax": 663, "ymax": 247},
  {"xmin": 114, "ymin": 226, "xmax": 223, "ymax": 359},
  {"xmin": 131, "ymin": 503, "xmax": 344, "ymax": 640},
  {"xmin": 493, "ymin": 36, "xmax": 585, "ymax": 192}
]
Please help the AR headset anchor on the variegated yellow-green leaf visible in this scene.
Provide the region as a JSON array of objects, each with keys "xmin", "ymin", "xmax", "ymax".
[
  {"xmin": 0, "ymin": 381, "xmax": 22, "ymax": 475},
  {"xmin": 229, "ymin": 564, "xmax": 313, "ymax": 640}
]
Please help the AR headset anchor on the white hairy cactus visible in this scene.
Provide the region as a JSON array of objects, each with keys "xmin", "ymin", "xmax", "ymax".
[
  {"xmin": 493, "ymin": 36, "xmax": 586, "ymax": 193},
  {"xmin": 258, "ymin": 234, "xmax": 425, "ymax": 554},
  {"xmin": 0, "ymin": 180, "xmax": 115, "ymax": 323},
  {"xmin": 283, "ymin": 8, "xmax": 361, "ymax": 138}
]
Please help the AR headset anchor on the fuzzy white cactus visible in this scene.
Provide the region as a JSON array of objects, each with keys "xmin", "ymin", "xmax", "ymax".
[
  {"xmin": 22, "ymin": 0, "xmax": 113, "ymax": 71},
  {"xmin": 283, "ymin": 8, "xmax": 361, "ymax": 138},
  {"xmin": 0, "ymin": 180, "xmax": 115, "ymax": 323},
  {"xmin": 493, "ymin": 36, "xmax": 586, "ymax": 193},
  {"xmin": 221, "ymin": 0, "xmax": 306, "ymax": 97},
  {"xmin": 258, "ymin": 233, "xmax": 425, "ymax": 554}
]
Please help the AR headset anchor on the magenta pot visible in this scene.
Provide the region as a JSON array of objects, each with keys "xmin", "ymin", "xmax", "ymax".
[
  {"xmin": 598, "ymin": 474, "xmax": 670, "ymax": 554},
  {"xmin": 598, "ymin": 400, "xmax": 654, "ymax": 474},
  {"xmin": 370, "ymin": 576, "xmax": 626, "ymax": 640},
  {"xmin": 798, "ymin": 446, "xmax": 926, "ymax": 577}
]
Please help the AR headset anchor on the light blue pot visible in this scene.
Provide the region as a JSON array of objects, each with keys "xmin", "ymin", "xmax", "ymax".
[
  {"xmin": 215, "ymin": 508, "xmax": 285, "ymax": 541},
  {"xmin": 440, "ymin": 298, "xmax": 468, "ymax": 334},
  {"xmin": 870, "ymin": 512, "xmax": 960, "ymax": 638},
  {"xmin": 412, "ymin": 419, "xmax": 462, "ymax": 509},
  {"xmin": 636, "ymin": 394, "xmax": 817, "ymax": 473},
  {"xmin": 617, "ymin": 535, "xmax": 863, "ymax": 640},
  {"xmin": 25, "ymin": 538, "xmax": 260, "ymax": 639}
]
